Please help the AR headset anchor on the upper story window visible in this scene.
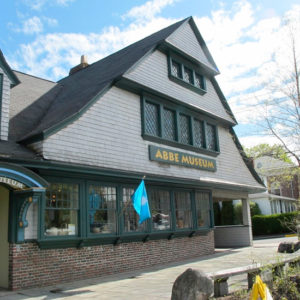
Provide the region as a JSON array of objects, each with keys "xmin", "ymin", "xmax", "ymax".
[
  {"xmin": 168, "ymin": 55, "xmax": 206, "ymax": 95},
  {"xmin": 142, "ymin": 96, "xmax": 219, "ymax": 156}
]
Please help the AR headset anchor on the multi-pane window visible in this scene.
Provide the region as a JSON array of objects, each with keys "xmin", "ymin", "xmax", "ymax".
[
  {"xmin": 45, "ymin": 183, "xmax": 79, "ymax": 236},
  {"xmin": 150, "ymin": 190, "xmax": 171, "ymax": 231},
  {"xmin": 88, "ymin": 185, "xmax": 116, "ymax": 234},
  {"xmin": 163, "ymin": 108, "xmax": 176, "ymax": 141},
  {"xmin": 179, "ymin": 114, "xmax": 191, "ymax": 145},
  {"xmin": 174, "ymin": 191, "xmax": 192, "ymax": 229},
  {"xmin": 171, "ymin": 60, "xmax": 181, "ymax": 78},
  {"xmin": 145, "ymin": 101, "xmax": 160, "ymax": 136},
  {"xmin": 206, "ymin": 123, "xmax": 217, "ymax": 151},
  {"xmin": 143, "ymin": 98, "xmax": 219, "ymax": 154},
  {"xmin": 195, "ymin": 192, "xmax": 210, "ymax": 228},
  {"xmin": 193, "ymin": 119, "xmax": 204, "ymax": 148},
  {"xmin": 123, "ymin": 187, "xmax": 147, "ymax": 232},
  {"xmin": 183, "ymin": 67, "xmax": 193, "ymax": 84},
  {"xmin": 194, "ymin": 73, "xmax": 205, "ymax": 90},
  {"xmin": 169, "ymin": 56, "xmax": 206, "ymax": 93}
]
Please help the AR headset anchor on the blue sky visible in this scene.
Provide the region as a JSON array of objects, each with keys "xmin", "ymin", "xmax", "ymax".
[{"xmin": 1, "ymin": 0, "xmax": 299, "ymax": 149}]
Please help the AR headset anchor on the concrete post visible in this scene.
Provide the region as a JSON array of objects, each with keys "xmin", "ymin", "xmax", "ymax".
[{"xmin": 242, "ymin": 198, "xmax": 253, "ymax": 246}]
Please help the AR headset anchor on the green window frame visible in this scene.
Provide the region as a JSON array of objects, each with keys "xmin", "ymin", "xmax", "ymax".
[
  {"xmin": 168, "ymin": 55, "xmax": 206, "ymax": 95},
  {"xmin": 142, "ymin": 95, "xmax": 220, "ymax": 156},
  {"xmin": 40, "ymin": 177, "xmax": 213, "ymax": 246},
  {"xmin": 44, "ymin": 182, "xmax": 80, "ymax": 237},
  {"xmin": 88, "ymin": 184, "xmax": 117, "ymax": 235}
]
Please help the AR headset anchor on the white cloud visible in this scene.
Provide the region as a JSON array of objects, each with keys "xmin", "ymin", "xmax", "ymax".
[
  {"xmin": 23, "ymin": 0, "xmax": 75, "ymax": 10},
  {"xmin": 8, "ymin": 17, "xmax": 178, "ymax": 79},
  {"xmin": 123, "ymin": 0, "xmax": 178, "ymax": 21},
  {"xmin": 22, "ymin": 16, "xmax": 43, "ymax": 34}
]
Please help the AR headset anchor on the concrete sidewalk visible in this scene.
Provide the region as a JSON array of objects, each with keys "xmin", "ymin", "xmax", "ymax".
[{"xmin": 1, "ymin": 236, "xmax": 299, "ymax": 300}]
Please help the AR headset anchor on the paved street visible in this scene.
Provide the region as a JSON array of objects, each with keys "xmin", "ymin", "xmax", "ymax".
[{"xmin": 0, "ymin": 236, "xmax": 298, "ymax": 300}]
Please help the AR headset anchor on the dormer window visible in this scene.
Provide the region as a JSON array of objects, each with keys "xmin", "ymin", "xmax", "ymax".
[{"xmin": 168, "ymin": 54, "xmax": 206, "ymax": 95}]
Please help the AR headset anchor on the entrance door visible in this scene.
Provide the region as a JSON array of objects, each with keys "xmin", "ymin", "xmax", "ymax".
[{"xmin": 0, "ymin": 185, "xmax": 9, "ymax": 288}]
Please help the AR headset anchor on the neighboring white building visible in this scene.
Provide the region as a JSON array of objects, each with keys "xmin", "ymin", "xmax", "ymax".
[{"xmin": 250, "ymin": 156, "xmax": 298, "ymax": 215}]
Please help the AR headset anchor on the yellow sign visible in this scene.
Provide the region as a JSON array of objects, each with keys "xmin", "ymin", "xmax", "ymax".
[{"xmin": 149, "ymin": 146, "xmax": 216, "ymax": 172}]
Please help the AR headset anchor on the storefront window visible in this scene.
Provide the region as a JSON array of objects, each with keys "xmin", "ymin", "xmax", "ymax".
[
  {"xmin": 150, "ymin": 190, "xmax": 171, "ymax": 231},
  {"xmin": 123, "ymin": 188, "xmax": 146, "ymax": 232},
  {"xmin": 88, "ymin": 185, "xmax": 116, "ymax": 234},
  {"xmin": 174, "ymin": 191, "xmax": 192, "ymax": 229},
  {"xmin": 45, "ymin": 183, "xmax": 79, "ymax": 236},
  {"xmin": 195, "ymin": 192, "xmax": 210, "ymax": 227}
]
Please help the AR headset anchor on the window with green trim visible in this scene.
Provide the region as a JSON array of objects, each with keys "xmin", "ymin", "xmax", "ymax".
[
  {"xmin": 142, "ymin": 96, "xmax": 219, "ymax": 155},
  {"xmin": 174, "ymin": 191, "xmax": 192, "ymax": 229},
  {"xmin": 88, "ymin": 185, "xmax": 117, "ymax": 234},
  {"xmin": 163, "ymin": 108, "xmax": 176, "ymax": 141},
  {"xmin": 150, "ymin": 190, "xmax": 171, "ymax": 231},
  {"xmin": 168, "ymin": 56, "xmax": 206, "ymax": 94},
  {"xmin": 179, "ymin": 114, "xmax": 191, "ymax": 145},
  {"xmin": 195, "ymin": 192, "xmax": 210, "ymax": 228},
  {"xmin": 45, "ymin": 183, "xmax": 79, "ymax": 236},
  {"xmin": 123, "ymin": 187, "xmax": 147, "ymax": 232},
  {"xmin": 145, "ymin": 101, "xmax": 160, "ymax": 136}
]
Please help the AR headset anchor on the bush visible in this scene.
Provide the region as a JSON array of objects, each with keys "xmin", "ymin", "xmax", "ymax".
[
  {"xmin": 249, "ymin": 201, "xmax": 262, "ymax": 217},
  {"xmin": 252, "ymin": 212, "xmax": 297, "ymax": 236}
]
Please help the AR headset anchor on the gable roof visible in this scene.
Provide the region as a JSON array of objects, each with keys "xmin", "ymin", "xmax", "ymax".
[
  {"xmin": 0, "ymin": 50, "xmax": 20, "ymax": 87},
  {"xmin": 12, "ymin": 18, "xmax": 189, "ymax": 144}
]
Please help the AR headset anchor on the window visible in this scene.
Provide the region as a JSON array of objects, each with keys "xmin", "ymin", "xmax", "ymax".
[
  {"xmin": 174, "ymin": 191, "xmax": 192, "ymax": 229},
  {"xmin": 163, "ymin": 108, "xmax": 176, "ymax": 141},
  {"xmin": 145, "ymin": 101, "xmax": 160, "ymax": 136},
  {"xmin": 123, "ymin": 187, "xmax": 147, "ymax": 233},
  {"xmin": 206, "ymin": 123, "xmax": 217, "ymax": 151},
  {"xmin": 45, "ymin": 183, "xmax": 79, "ymax": 236},
  {"xmin": 142, "ymin": 96, "xmax": 219, "ymax": 155},
  {"xmin": 88, "ymin": 185, "xmax": 117, "ymax": 234},
  {"xmin": 42, "ymin": 179, "xmax": 213, "ymax": 243},
  {"xmin": 179, "ymin": 114, "xmax": 191, "ymax": 145},
  {"xmin": 150, "ymin": 190, "xmax": 171, "ymax": 231},
  {"xmin": 168, "ymin": 55, "xmax": 206, "ymax": 95},
  {"xmin": 193, "ymin": 119, "xmax": 204, "ymax": 148},
  {"xmin": 195, "ymin": 192, "xmax": 210, "ymax": 227}
]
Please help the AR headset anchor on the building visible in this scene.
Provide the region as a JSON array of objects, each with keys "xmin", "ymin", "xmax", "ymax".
[
  {"xmin": 249, "ymin": 156, "xmax": 298, "ymax": 215},
  {"xmin": 0, "ymin": 17, "xmax": 265, "ymax": 290}
]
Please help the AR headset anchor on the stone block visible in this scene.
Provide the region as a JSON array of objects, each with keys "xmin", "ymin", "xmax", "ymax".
[{"xmin": 171, "ymin": 268, "xmax": 213, "ymax": 300}]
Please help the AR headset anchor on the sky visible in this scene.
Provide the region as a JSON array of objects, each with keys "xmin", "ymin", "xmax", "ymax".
[{"xmin": 1, "ymin": 0, "xmax": 299, "ymax": 152}]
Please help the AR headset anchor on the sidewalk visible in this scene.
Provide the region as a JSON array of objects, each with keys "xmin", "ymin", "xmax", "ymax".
[{"xmin": 1, "ymin": 236, "xmax": 299, "ymax": 300}]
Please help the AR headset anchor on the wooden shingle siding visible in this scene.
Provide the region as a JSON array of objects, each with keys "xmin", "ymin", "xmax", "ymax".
[
  {"xmin": 124, "ymin": 50, "xmax": 233, "ymax": 123},
  {"xmin": 214, "ymin": 225, "xmax": 252, "ymax": 247},
  {"xmin": 166, "ymin": 21, "xmax": 214, "ymax": 70},
  {"xmin": 34, "ymin": 87, "xmax": 260, "ymax": 188},
  {"xmin": 0, "ymin": 67, "xmax": 11, "ymax": 141}
]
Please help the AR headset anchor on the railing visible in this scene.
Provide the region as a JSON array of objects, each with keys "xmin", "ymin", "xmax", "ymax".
[{"xmin": 207, "ymin": 254, "xmax": 300, "ymax": 297}]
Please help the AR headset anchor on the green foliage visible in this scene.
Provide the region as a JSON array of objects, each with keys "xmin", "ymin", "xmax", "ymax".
[
  {"xmin": 233, "ymin": 202, "xmax": 243, "ymax": 224},
  {"xmin": 252, "ymin": 212, "xmax": 298, "ymax": 235},
  {"xmin": 213, "ymin": 202, "xmax": 221, "ymax": 226},
  {"xmin": 221, "ymin": 201, "xmax": 235, "ymax": 225},
  {"xmin": 244, "ymin": 143, "xmax": 292, "ymax": 163},
  {"xmin": 272, "ymin": 265, "xmax": 300, "ymax": 300},
  {"xmin": 249, "ymin": 201, "xmax": 262, "ymax": 217}
]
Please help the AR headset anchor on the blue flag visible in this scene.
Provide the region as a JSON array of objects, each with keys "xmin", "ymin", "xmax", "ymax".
[{"xmin": 131, "ymin": 180, "xmax": 151, "ymax": 224}]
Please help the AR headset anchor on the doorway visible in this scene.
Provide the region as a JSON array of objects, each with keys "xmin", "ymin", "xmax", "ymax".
[{"xmin": 0, "ymin": 185, "xmax": 9, "ymax": 288}]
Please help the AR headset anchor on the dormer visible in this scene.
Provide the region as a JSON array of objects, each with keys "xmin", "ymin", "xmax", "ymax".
[{"xmin": 0, "ymin": 50, "xmax": 20, "ymax": 141}]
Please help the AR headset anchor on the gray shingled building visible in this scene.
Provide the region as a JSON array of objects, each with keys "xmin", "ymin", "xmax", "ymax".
[{"xmin": 0, "ymin": 17, "xmax": 265, "ymax": 290}]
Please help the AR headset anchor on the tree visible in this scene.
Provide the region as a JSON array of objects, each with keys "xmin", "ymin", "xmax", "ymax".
[
  {"xmin": 259, "ymin": 16, "xmax": 300, "ymax": 167},
  {"xmin": 244, "ymin": 143, "xmax": 292, "ymax": 163}
]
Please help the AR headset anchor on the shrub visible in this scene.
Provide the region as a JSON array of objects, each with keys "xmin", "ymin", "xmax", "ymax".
[
  {"xmin": 249, "ymin": 201, "xmax": 262, "ymax": 217},
  {"xmin": 252, "ymin": 212, "xmax": 297, "ymax": 235}
]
